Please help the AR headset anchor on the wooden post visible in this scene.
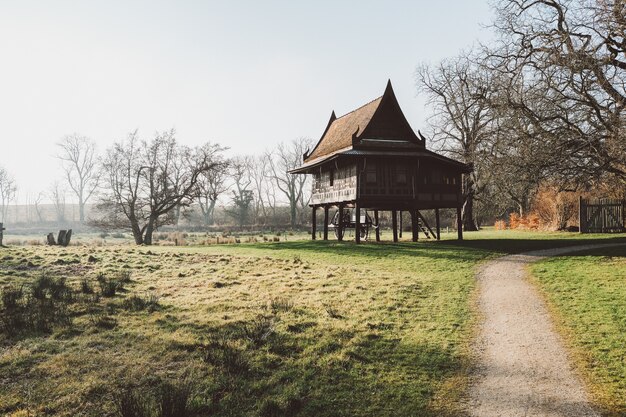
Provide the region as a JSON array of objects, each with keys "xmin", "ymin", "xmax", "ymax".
[
  {"xmin": 435, "ymin": 208, "xmax": 441, "ymax": 241},
  {"xmin": 456, "ymin": 206, "xmax": 463, "ymax": 240},
  {"xmin": 578, "ymin": 196, "xmax": 584, "ymax": 233},
  {"xmin": 311, "ymin": 206, "xmax": 317, "ymax": 240},
  {"xmin": 392, "ymin": 210, "xmax": 398, "ymax": 243},
  {"xmin": 399, "ymin": 211, "xmax": 403, "ymax": 238},
  {"xmin": 374, "ymin": 210, "xmax": 380, "ymax": 242},
  {"xmin": 355, "ymin": 204, "xmax": 361, "ymax": 244},
  {"xmin": 323, "ymin": 206, "xmax": 329, "ymax": 240},
  {"xmin": 0, "ymin": 222, "xmax": 4, "ymax": 246},
  {"xmin": 337, "ymin": 204, "xmax": 344, "ymax": 242},
  {"xmin": 411, "ymin": 211, "xmax": 418, "ymax": 242}
]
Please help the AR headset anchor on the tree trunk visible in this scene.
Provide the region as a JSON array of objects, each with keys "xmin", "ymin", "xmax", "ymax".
[
  {"xmin": 462, "ymin": 175, "xmax": 479, "ymax": 231},
  {"xmin": 79, "ymin": 202, "xmax": 85, "ymax": 223},
  {"xmin": 130, "ymin": 217, "xmax": 144, "ymax": 245},
  {"xmin": 208, "ymin": 200, "xmax": 216, "ymax": 225},
  {"xmin": 290, "ymin": 200, "xmax": 297, "ymax": 229},
  {"xmin": 144, "ymin": 218, "xmax": 156, "ymax": 245}
]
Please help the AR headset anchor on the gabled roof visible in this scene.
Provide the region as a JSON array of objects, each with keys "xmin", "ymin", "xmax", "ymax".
[{"xmin": 303, "ymin": 80, "xmax": 423, "ymax": 165}]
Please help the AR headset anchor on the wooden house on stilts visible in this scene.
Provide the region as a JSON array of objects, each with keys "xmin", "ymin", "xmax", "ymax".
[{"xmin": 290, "ymin": 80, "xmax": 471, "ymax": 243}]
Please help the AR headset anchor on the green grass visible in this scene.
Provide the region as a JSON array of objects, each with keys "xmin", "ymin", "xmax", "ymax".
[
  {"xmin": 530, "ymin": 245, "xmax": 626, "ymax": 417},
  {"xmin": 0, "ymin": 229, "xmax": 624, "ymax": 417}
]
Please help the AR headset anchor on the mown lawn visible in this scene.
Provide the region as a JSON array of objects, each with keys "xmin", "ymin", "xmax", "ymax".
[
  {"xmin": 531, "ymin": 245, "xmax": 626, "ymax": 417},
  {"xmin": 0, "ymin": 230, "xmax": 624, "ymax": 417}
]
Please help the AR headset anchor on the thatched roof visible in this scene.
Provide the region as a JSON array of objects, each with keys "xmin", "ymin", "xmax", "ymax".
[{"xmin": 305, "ymin": 96, "xmax": 382, "ymax": 162}]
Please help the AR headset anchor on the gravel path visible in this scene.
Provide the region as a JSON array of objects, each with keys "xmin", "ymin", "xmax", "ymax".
[{"xmin": 469, "ymin": 243, "xmax": 626, "ymax": 417}]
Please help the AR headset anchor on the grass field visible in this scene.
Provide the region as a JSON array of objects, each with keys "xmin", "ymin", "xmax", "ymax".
[
  {"xmin": 531, "ymin": 246, "xmax": 626, "ymax": 417},
  {"xmin": 0, "ymin": 229, "xmax": 624, "ymax": 417}
]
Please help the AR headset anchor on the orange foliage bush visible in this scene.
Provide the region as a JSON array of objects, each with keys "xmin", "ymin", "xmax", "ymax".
[
  {"xmin": 531, "ymin": 184, "xmax": 578, "ymax": 230},
  {"xmin": 509, "ymin": 213, "xmax": 521, "ymax": 229},
  {"xmin": 526, "ymin": 213, "xmax": 540, "ymax": 230},
  {"xmin": 494, "ymin": 220, "xmax": 507, "ymax": 230}
]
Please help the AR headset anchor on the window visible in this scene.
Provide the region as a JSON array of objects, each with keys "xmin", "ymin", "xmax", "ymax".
[
  {"xmin": 396, "ymin": 165, "xmax": 407, "ymax": 184},
  {"xmin": 366, "ymin": 163, "xmax": 377, "ymax": 183}
]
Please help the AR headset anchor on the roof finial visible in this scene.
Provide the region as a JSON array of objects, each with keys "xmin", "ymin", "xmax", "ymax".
[{"xmin": 383, "ymin": 79, "xmax": 394, "ymax": 97}]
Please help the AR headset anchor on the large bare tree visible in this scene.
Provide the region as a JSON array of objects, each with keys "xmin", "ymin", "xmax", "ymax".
[
  {"xmin": 95, "ymin": 129, "xmax": 215, "ymax": 245},
  {"xmin": 416, "ymin": 54, "xmax": 496, "ymax": 230},
  {"xmin": 266, "ymin": 137, "xmax": 313, "ymax": 229},
  {"xmin": 0, "ymin": 166, "xmax": 17, "ymax": 223},
  {"xmin": 487, "ymin": 0, "xmax": 626, "ymax": 185},
  {"xmin": 57, "ymin": 134, "xmax": 100, "ymax": 223}
]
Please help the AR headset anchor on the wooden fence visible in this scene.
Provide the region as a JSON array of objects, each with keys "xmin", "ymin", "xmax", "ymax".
[{"xmin": 579, "ymin": 197, "xmax": 625, "ymax": 233}]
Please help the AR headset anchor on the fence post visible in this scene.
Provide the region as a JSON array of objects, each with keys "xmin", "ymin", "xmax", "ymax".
[
  {"xmin": 0, "ymin": 222, "xmax": 4, "ymax": 246},
  {"xmin": 579, "ymin": 196, "xmax": 584, "ymax": 233}
]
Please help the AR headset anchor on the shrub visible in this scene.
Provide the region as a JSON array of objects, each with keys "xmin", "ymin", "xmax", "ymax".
[
  {"xmin": 98, "ymin": 276, "xmax": 120, "ymax": 297},
  {"xmin": 122, "ymin": 293, "xmax": 160, "ymax": 312},
  {"xmin": 531, "ymin": 184, "xmax": 578, "ymax": 230},
  {"xmin": 0, "ymin": 286, "xmax": 27, "ymax": 335},
  {"xmin": 31, "ymin": 273, "xmax": 71, "ymax": 301},
  {"xmin": 89, "ymin": 311, "xmax": 117, "ymax": 329},
  {"xmin": 159, "ymin": 381, "xmax": 192, "ymax": 417},
  {"xmin": 118, "ymin": 270, "xmax": 132, "ymax": 284},
  {"xmin": 494, "ymin": 220, "xmax": 507, "ymax": 230},
  {"xmin": 1, "ymin": 286, "xmax": 23, "ymax": 310},
  {"xmin": 509, "ymin": 213, "xmax": 521, "ymax": 229},
  {"xmin": 200, "ymin": 337, "xmax": 249, "ymax": 374},
  {"xmin": 323, "ymin": 304, "xmax": 342, "ymax": 319},
  {"xmin": 269, "ymin": 297, "xmax": 293, "ymax": 313},
  {"xmin": 0, "ymin": 274, "xmax": 73, "ymax": 335},
  {"xmin": 117, "ymin": 387, "xmax": 153, "ymax": 417},
  {"xmin": 80, "ymin": 278, "xmax": 94, "ymax": 294},
  {"xmin": 259, "ymin": 399, "xmax": 282, "ymax": 417},
  {"xmin": 242, "ymin": 315, "xmax": 275, "ymax": 347}
]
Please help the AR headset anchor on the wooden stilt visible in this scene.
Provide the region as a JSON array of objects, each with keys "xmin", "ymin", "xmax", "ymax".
[
  {"xmin": 323, "ymin": 206, "xmax": 329, "ymax": 240},
  {"xmin": 337, "ymin": 204, "xmax": 344, "ymax": 242},
  {"xmin": 374, "ymin": 210, "xmax": 380, "ymax": 242},
  {"xmin": 456, "ymin": 206, "xmax": 463, "ymax": 240},
  {"xmin": 399, "ymin": 211, "xmax": 403, "ymax": 238},
  {"xmin": 355, "ymin": 204, "xmax": 361, "ymax": 244},
  {"xmin": 435, "ymin": 208, "xmax": 441, "ymax": 241},
  {"xmin": 392, "ymin": 210, "xmax": 398, "ymax": 243},
  {"xmin": 411, "ymin": 210, "xmax": 418, "ymax": 242},
  {"xmin": 311, "ymin": 206, "xmax": 317, "ymax": 240}
]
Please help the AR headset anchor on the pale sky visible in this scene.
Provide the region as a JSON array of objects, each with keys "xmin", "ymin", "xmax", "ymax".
[{"xmin": 0, "ymin": 0, "xmax": 494, "ymax": 203}]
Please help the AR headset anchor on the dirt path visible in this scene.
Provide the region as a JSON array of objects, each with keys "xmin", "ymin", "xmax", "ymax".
[{"xmin": 469, "ymin": 243, "xmax": 625, "ymax": 417}]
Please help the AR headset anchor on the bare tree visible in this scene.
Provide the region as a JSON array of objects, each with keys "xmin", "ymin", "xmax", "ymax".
[
  {"xmin": 249, "ymin": 155, "xmax": 271, "ymax": 225},
  {"xmin": 0, "ymin": 166, "xmax": 17, "ymax": 223},
  {"xmin": 49, "ymin": 182, "xmax": 66, "ymax": 223},
  {"xmin": 33, "ymin": 192, "xmax": 44, "ymax": 223},
  {"xmin": 416, "ymin": 54, "xmax": 496, "ymax": 230},
  {"xmin": 95, "ymin": 129, "xmax": 216, "ymax": 245},
  {"xmin": 487, "ymin": 0, "xmax": 626, "ymax": 185},
  {"xmin": 266, "ymin": 137, "xmax": 314, "ymax": 229},
  {"xmin": 194, "ymin": 143, "xmax": 229, "ymax": 227},
  {"xmin": 57, "ymin": 134, "xmax": 100, "ymax": 223},
  {"xmin": 225, "ymin": 156, "xmax": 254, "ymax": 228}
]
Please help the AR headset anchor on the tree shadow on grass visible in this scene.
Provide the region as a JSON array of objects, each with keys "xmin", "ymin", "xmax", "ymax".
[
  {"xmin": 181, "ymin": 316, "xmax": 468, "ymax": 417},
  {"xmin": 241, "ymin": 235, "xmax": 626, "ymax": 263}
]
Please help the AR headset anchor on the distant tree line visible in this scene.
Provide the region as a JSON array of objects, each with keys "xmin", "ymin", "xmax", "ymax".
[
  {"xmin": 0, "ymin": 132, "xmax": 313, "ymax": 245},
  {"xmin": 416, "ymin": 0, "xmax": 626, "ymax": 230}
]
